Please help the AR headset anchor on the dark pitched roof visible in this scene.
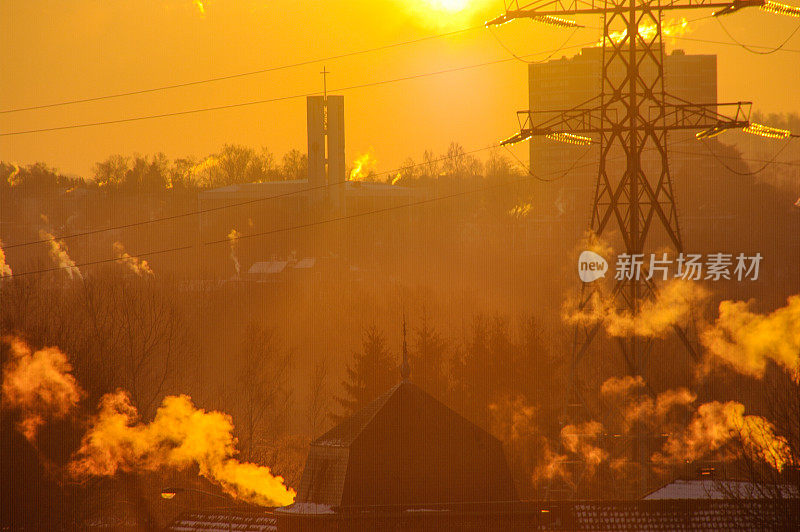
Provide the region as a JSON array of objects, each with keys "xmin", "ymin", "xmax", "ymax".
[
  {"xmin": 312, "ymin": 382, "xmax": 399, "ymax": 447},
  {"xmin": 295, "ymin": 381, "xmax": 517, "ymax": 507}
]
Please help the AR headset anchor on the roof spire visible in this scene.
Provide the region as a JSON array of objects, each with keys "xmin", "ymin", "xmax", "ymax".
[{"xmin": 401, "ymin": 313, "xmax": 410, "ymax": 381}]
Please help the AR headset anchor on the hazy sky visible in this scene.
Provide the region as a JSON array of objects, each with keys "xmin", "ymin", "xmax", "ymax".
[{"xmin": 1, "ymin": 0, "xmax": 799, "ymax": 177}]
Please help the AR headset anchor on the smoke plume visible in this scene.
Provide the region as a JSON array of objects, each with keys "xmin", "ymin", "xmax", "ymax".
[
  {"xmin": 654, "ymin": 400, "xmax": 791, "ymax": 471},
  {"xmin": 563, "ymin": 279, "xmax": 708, "ymax": 338},
  {"xmin": 1, "ymin": 339, "xmax": 294, "ymax": 506},
  {"xmin": 561, "ymin": 421, "xmax": 608, "ymax": 473},
  {"xmin": 624, "ymin": 388, "xmax": 696, "ymax": 426},
  {"xmin": 113, "ymin": 242, "xmax": 154, "ymax": 277},
  {"xmin": 508, "ymin": 202, "xmax": 532, "ymax": 220},
  {"xmin": 69, "ymin": 391, "xmax": 296, "ymax": 506},
  {"xmin": 227, "ymin": 229, "xmax": 241, "ymax": 277},
  {"xmin": 0, "ymin": 239, "xmax": 11, "ymax": 277},
  {"xmin": 600, "ymin": 17, "xmax": 691, "ymax": 47},
  {"xmin": 489, "ymin": 395, "xmax": 537, "ymax": 443},
  {"xmin": 701, "ymin": 294, "xmax": 800, "ymax": 377},
  {"xmin": 349, "ymin": 149, "xmax": 377, "ymax": 181},
  {"xmin": 6, "ymin": 163, "xmax": 20, "ymax": 186},
  {"xmin": 0, "ymin": 338, "xmax": 82, "ymax": 442},
  {"xmin": 578, "ymin": 229, "xmax": 613, "ymax": 260},
  {"xmin": 534, "ymin": 443, "xmax": 571, "ymax": 486},
  {"xmin": 600, "ymin": 375, "xmax": 645, "ymax": 398},
  {"xmin": 601, "ymin": 376, "xmax": 695, "ymax": 428},
  {"xmin": 39, "ymin": 229, "xmax": 82, "ymax": 280},
  {"xmin": 490, "ymin": 395, "xmax": 575, "ymax": 487}
]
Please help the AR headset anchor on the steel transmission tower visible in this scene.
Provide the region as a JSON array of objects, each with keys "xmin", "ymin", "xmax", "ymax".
[{"xmin": 487, "ymin": 0, "xmax": 796, "ymax": 496}]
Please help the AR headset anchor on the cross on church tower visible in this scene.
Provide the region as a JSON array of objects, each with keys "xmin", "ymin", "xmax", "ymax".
[{"xmin": 320, "ymin": 66, "xmax": 330, "ymax": 102}]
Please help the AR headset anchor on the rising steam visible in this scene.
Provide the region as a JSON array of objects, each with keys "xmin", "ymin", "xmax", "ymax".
[
  {"xmin": 0, "ymin": 338, "xmax": 82, "ymax": 442},
  {"xmin": 563, "ymin": 279, "xmax": 708, "ymax": 338},
  {"xmin": 508, "ymin": 202, "xmax": 532, "ymax": 220},
  {"xmin": 599, "ymin": 17, "xmax": 691, "ymax": 47},
  {"xmin": 530, "ymin": 421, "xmax": 608, "ymax": 487},
  {"xmin": 600, "ymin": 375, "xmax": 645, "ymax": 398},
  {"xmin": 0, "ymin": 339, "xmax": 295, "ymax": 506},
  {"xmin": 227, "ymin": 229, "xmax": 241, "ymax": 277},
  {"xmin": 654, "ymin": 400, "xmax": 791, "ymax": 472},
  {"xmin": 561, "ymin": 421, "xmax": 608, "ymax": 473},
  {"xmin": 0, "ymin": 239, "xmax": 11, "ymax": 277},
  {"xmin": 113, "ymin": 242, "xmax": 154, "ymax": 277},
  {"xmin": 349, "ymin": 149, "xmax": 377, "ymax": 181},
  {"xmin": 701, "ymin": 294, "xmax": 800, "ymax": 378},
  {"xmin": 39, "ymin": 229, "xmax": 82, "ymax": 280},
  {"xmin": 6, "ymin": 163, "xmax": 20, "ymax": 187},
  {"xmin": 69, "ymin": 391, "xmax": 296, "ymax": 506}
]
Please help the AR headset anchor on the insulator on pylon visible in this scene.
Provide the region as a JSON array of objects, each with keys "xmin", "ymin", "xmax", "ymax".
[
  {"xmin": 545, "ymin": 132, "xmax": 593, "ymax": 146},
  {"xmin": 532, "ymin": 15, "xmax": 584, "ymax": 28},
  {"xmin": 743, "ymin": 122, "xmax": 792, "ymax": 139},
  {"xmin": 760, "ymin": 0, "xmax": 800, "ymax": 17}
]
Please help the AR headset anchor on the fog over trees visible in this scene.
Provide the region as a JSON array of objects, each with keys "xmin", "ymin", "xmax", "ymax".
[{"xmin": 1, "ymin": 125, "xmax": 799, "ymax": 528}]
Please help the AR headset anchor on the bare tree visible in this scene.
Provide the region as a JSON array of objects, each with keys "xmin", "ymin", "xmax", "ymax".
[
  {"xmin": 222, "ymin": 320, "xmax": 292, "ymax": 461},
  {"xmin": 307, "ymin": 359, "xmax": 330, "ymax": 437}
]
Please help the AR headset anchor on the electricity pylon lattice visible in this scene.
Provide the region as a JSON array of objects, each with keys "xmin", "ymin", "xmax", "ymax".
[{"xmin": 488, "ymin": 0, "xmax": 773, "ymax": 497}]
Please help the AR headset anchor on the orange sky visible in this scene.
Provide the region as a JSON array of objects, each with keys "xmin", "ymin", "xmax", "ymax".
[{"xmin": 1, "ymin": 0, "xmax": 799, "ymax": 177}]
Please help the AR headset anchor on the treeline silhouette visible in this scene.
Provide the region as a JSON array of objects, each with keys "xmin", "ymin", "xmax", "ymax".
[{"xmin": 1, "ymin": 129, "xmax": 799, "ymax": 528}]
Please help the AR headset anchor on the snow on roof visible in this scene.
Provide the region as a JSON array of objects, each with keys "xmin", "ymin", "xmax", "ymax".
[
  {"xmin": 274, "ymin": 502, "xmax": 335, "ymax": 515},
  {"xmin": 167, "ymin": 509, "xmax": 277, "ymax": 532},
  {"xmin": 644, "ymin": 479, "xmax": 799, "ymax": 500},
  {"xmin": 293, "ymin": 258, "xmax": 316, "ymax": 269},
  {"xmin": 248, "ymin": 261, "xmax": 288, "ymax": 275}
]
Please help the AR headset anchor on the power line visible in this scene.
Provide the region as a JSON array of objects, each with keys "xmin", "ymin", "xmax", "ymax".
[
  {"xmin": 5, "ymin": 134, "xmax": 797, "ymax": 251},
  {"xmin": 715, "ymin": 18, "xmax": 800, "ymax": 55},
  {"xmin": 2, "ymin": 16, "xmax": 800, "ymax": 123},
  {"xmin": 504, "ymin": 142, "xmax": 595, "ymax": 182},
  {"xmin": 1, "ymin": 31, "xmax": 797, "ymax": 139},
  {"xmin": 1, "ymin": 151, "xmax": 588, "ymax": 279},
  {"xmin": 5, "ymin": 134, "xmax": 775, "ymax": 278},
  {"xmin": 4, "ymin": 133, "xmax": 794, "ymax": 279},
  {"xmin": 669, "ymin": 147, "xmax": 800, "ymax": 166},
  {"xmin": 488, "ymin": 25, "xmax": 581, "ymax": 63},
  {"xmin": 2, "ymin": 245, "xmax": 196, "ymax": 279},
  {"xmin": 699, "ymin": 136, "xmax": 797, "ymax": 175},
  {"xmin": 669, "ymin": 32, "xmax": 800, "ymax": 52},
  {"xmin": 3, "ymin": 145, "xmax": 498, "ymax": 249},
  {"xmin": 0, "ymin": 25, "xmax": 484, "ymax": 115},
  {"xmin": 0, "ymin": 15, "xmax": 703, "ymax": 118},
  {"xmin": 0, "ymin": 41, "xmax": 599, "ymax": 138},
  {"xmin": 577, "ymin": 13, "xmax": 800, "ymax": 52}
]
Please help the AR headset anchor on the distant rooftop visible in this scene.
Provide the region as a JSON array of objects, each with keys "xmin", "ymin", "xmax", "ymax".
[
  {"xmin": 199, "ymin": 179, "xmax": 417, "ymax": 200},
  {"xmin": 293, "ymin": 380, "xmax": 517, "ymax": 507},
  {"xmin": 644, "ymin": 479, "xmax": 799, "ymax": 500},
  {"xmin": 167, "ymin": 509, "xmax": 276, "ymax": 532}
]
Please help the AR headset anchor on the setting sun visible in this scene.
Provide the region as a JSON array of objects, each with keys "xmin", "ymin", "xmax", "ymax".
[
  {"xmin": 2, "ymin": 1, "xmax": 800, "ymax": 530},
  {"xmin": 420, "ymin": 0, "xmax": 473, "ymax": 12},
  {"xmin": 399, "ymin": 0, "xmax": 495, "ymax": 28}
]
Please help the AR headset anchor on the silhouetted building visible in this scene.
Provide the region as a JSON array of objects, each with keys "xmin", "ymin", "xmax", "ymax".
[
  {"xmin": 526, "ymin": 47, "xmax": 717, "ymax": 250},
  {"xmin": 196, "ymin": 94, "xmax": 421, "ymax": 275},
  {"xmin": 290, "ymin": 380, "xmax": 517, "ymax": 508}
]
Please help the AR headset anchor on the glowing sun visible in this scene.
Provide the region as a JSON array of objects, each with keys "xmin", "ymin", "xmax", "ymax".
[
  {"xmin": 421, "ymin": 0, "xmax": 474, "ymax": 12},
  {"xmin": 403, "ymin": 0, "xmax": 492, "ymax": 28}
]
